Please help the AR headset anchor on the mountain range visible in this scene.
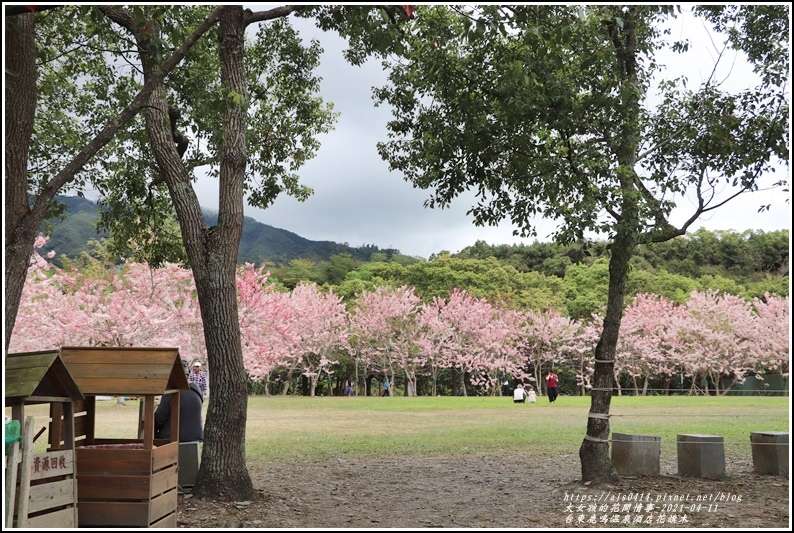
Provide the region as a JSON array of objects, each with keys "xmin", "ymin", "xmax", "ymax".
[{"xmin": 39, "ymin": 196, "xmax": 399, "ymax": 265}]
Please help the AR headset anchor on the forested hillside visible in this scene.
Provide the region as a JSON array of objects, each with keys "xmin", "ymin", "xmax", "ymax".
[
  {"xmin": 40, "ymin": 197, "xmax": 788, "ymax": 304},
  {"xmin": 39, "ymin": 196, "xmax": 400, "ymax": 265},
  {"xmin": 268, "ymin": 230, "xmax": 789, "ymax": 310}
]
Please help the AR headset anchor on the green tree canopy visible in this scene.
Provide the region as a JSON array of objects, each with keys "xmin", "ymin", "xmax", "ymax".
[{"xmin": 367, "ymin": 5, "xmax": 788, "ymax": 482}]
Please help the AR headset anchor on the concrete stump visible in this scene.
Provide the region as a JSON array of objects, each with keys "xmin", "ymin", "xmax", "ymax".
[
  {"xmin": 611, "ymin": 432, "xmax": 661, "ymax": 476},
  {"xmin": 750, "ymin": 431, "xmax": 789, "ymax": 476},
  {"xmin": 677, "ymin": 434, "xmax": 725, "ymax": 478},
  {"xmin": 179, "ymin": 441, "xmax": 201, "ymax": 488}
]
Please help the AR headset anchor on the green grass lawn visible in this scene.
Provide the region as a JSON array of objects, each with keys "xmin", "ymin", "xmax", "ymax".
[
  {"xmin": 10, "ymin": 395, "xmax": 789, "ymax": 463},
  {"xmin": 242, "ymin": 395, "xmax": 789, "ymax": 465}
]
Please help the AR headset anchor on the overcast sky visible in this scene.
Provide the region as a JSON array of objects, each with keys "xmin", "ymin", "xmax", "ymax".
[{"xmin": 190, "ymin": 6, "xmax": 791, "ymax": 260}]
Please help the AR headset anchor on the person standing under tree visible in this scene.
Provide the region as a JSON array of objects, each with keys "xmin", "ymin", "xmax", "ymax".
[
  {"xmin": 382, "ymin": 376, "xmax": 390, "ymax": 397},
  {"xmin": 188, "ymin": 361, "xmax": 208, "ymax": 397},
  {"xmin": 155, "ymin": 359, "xmax": 204, "ymax": 442},
  {"xmin": 546, "ymin": 370, "xmax": 559, "ymax": 404}
]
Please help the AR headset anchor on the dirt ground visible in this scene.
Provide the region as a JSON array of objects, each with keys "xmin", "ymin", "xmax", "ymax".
[{"xmin": 177, "ymin": 452, "xmax": 790, "ymax": 529}]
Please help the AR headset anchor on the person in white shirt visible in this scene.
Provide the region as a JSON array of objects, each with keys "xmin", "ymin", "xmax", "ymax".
[{"xmin": 513, "ymin": 383, "xmax": 528, "ymax": 403}]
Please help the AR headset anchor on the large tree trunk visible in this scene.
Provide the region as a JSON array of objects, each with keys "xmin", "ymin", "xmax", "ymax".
[
  {"xmin": 579, "ymin": 226, "xmax": 632, "ymax": 483},
  {"xmin": 192, "ymin": 5, "xmax": 253, "ymax": 500},
  {"xmin": 139, "ymin": 5, "xmax": 254, "ymax": 500},
  {"xmin": 579, "ymin": 12, "xmax": 642, "ymax": 485},
  {"xmin": 4, "ymin": 12, "xmax": 38, "ymax": 352}
]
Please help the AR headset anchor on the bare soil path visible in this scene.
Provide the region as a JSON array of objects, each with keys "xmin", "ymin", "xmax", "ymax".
[{"xmin": 177, "ymin": 452, "xmax": 789, "ymax": 529}]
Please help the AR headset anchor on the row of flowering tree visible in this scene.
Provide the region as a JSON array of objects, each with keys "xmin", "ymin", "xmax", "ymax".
[
  {"xmin": 617, "ymin": 290, "xmax": 790, "ymax": 395},
  {"xmin": 10, "ymin": 239, "xmax": 788, "ymax": 396}
]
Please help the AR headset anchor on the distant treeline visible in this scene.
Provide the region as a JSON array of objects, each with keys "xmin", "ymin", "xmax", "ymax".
[
  {"xmin": 41, "ymin": 196, "xmax": 787, "ymax": 309},
  {"xmin": 266, "ymin": 228, "xmax": 788, "ymax": 317},
  {"xmin": 455, "ymin": 228, "xmax": 789, "ymax": 280}
]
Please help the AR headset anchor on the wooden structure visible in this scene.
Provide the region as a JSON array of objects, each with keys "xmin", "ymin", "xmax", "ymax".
[
  {"xmin": 49, "ymin": 346, "xmax": 188, "ymax": 528},
  {"xmin": 5, "ymin": 350, "xmax": 84, "ymax": 528}
]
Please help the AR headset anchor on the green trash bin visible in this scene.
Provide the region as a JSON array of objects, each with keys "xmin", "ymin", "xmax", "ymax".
[{"xmin": 5, "ymin": 419, "xmax": 21, "ymax": 455}]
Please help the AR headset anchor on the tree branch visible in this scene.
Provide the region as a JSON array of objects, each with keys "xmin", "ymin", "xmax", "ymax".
[
  {"xmin": 97, "ymin": 5, "xmax": 137, "ymax": 33},
  {"xmin": 4, "ymin": 5, "xmax": 60, "ymax": 16},
  {"xmin": 244, "ymin": 5, "xmax": 302, "ymax": 26},
  {"xmin": 33, "ymin": 7, "xmax": 225, "ymax": 212}
]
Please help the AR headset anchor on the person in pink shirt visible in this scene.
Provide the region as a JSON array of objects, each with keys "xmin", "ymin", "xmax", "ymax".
[{"xmin": 546, "ymin": 371, "xmax": 559, "ymax": 403}]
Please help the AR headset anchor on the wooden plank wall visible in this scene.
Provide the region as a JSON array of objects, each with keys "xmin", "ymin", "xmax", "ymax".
[
  {"xmin": 13, "ymin": 417, "xmax": 79, "ymax": 528},
  {"xmin": 74, "ymin": 443, "xmax": 178, "ymax": 527}
]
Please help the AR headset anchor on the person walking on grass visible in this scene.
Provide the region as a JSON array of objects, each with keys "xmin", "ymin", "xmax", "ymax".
[
  {"xmin": 527, "ymin": 385, "xmax": 537, "ymax": 403},
  {"xmin": 546, "ymin": 370, "xmax": 559, "ymax": 403}
]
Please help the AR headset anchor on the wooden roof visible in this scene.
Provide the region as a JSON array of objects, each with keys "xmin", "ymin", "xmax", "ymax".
[
  {"xmin": 5, "ymin": 350, "xmax": 84, "ymax": 404},
  {"xmin": 58, "ymin": 346, "xmax": 189, "ymax": 396}
]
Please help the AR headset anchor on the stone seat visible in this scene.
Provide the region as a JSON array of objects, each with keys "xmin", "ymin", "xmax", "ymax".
[
  {"xmin": 750, "ymin": 431, "xmax": 788, "ymax": 476},
  {"xmin": 677, "ymin": 433, "xmax": 725, "ymax": 478},
  {"xmin": 178, "ymin": 441, "xmax": 201, "ymax": 488},
  {"xmin": 611, "ymin": 432, "xmax": 661, "ymax": 476}
]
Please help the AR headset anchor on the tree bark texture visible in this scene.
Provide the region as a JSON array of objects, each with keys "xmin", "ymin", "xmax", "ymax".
[
  {"xmin": 4, "ymin": 13, "xmax": 38, "ymax": 351},
  {"xmin": 189, "ymin": 5, "xmax": 253, "ymax": 500},
  {"xmin": 139, "ymin": 5, "xmax": 254, "ymax": 500},
  {"xmin": 579, "ymin": 11, "xmax": 642, "ymax": 484}
]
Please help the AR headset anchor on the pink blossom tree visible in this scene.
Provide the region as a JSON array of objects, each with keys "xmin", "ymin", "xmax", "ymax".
[
  {"xmin": 11, "ymin": 242, "xmax": 202, "ymax": 356},
  {"xmin": 562, "ymin": 317, "xmax": 601, "ymax": 396},
  {"xmin": 521, "ymin": 308, "xmax": 587, "ymax": 394},
  {"xmin": 287, "ymin": 283, "xmax": 349, "ymax": 396},
  {"xmin": 617, "ymin": 293, "xmax": 687, "ymax": 395},
  {"xmin": 425, "ymin": 289, "xmax": 525, "ymax": 395},
  {"xmin": 350, "ymin": 285, "xmax": 423, "ymax": 396},
  {"xmin": 748, "ymin": 293, "xmax": 789, "ymax": 383},
  {"xmin": 415, "ymin": 300, "xmax": 452, "ymax": 396},
  {"xmin": 236, "ymin": 264, "xmax": 298, "ymax": 394},
  {"xmin": 677, "ymin": 289, "xmax": 758, "ymax": 395}
]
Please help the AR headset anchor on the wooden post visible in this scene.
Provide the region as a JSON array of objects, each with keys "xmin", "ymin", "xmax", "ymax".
[
  {"xmin": 138, "ymin": 399, "xmax": 145, "ymax": 440},
  {"xmin": 49, "ymin": 402, "xmax": 64, "ymax": 451},
  {"xmin": 170, "ymin": 392, "xmax": 181, "ymax": 442},
  {"xmin": 64, "ymin": 402, "xmax": 79, "ymax": 527},
  {"xmin": 4, "ymin": 437, "xmax": 21, "ymax": 528},
  {"xmin": 142, "ymin": 396, "xmax": 156, "ymax": 448},
  {"xmin": 85, "ymin": 396, "xmax": 96, "ymax": 445},
  {"xmin": 15, "ymin": 417, "xmax": 36, "ymax": 527}
]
